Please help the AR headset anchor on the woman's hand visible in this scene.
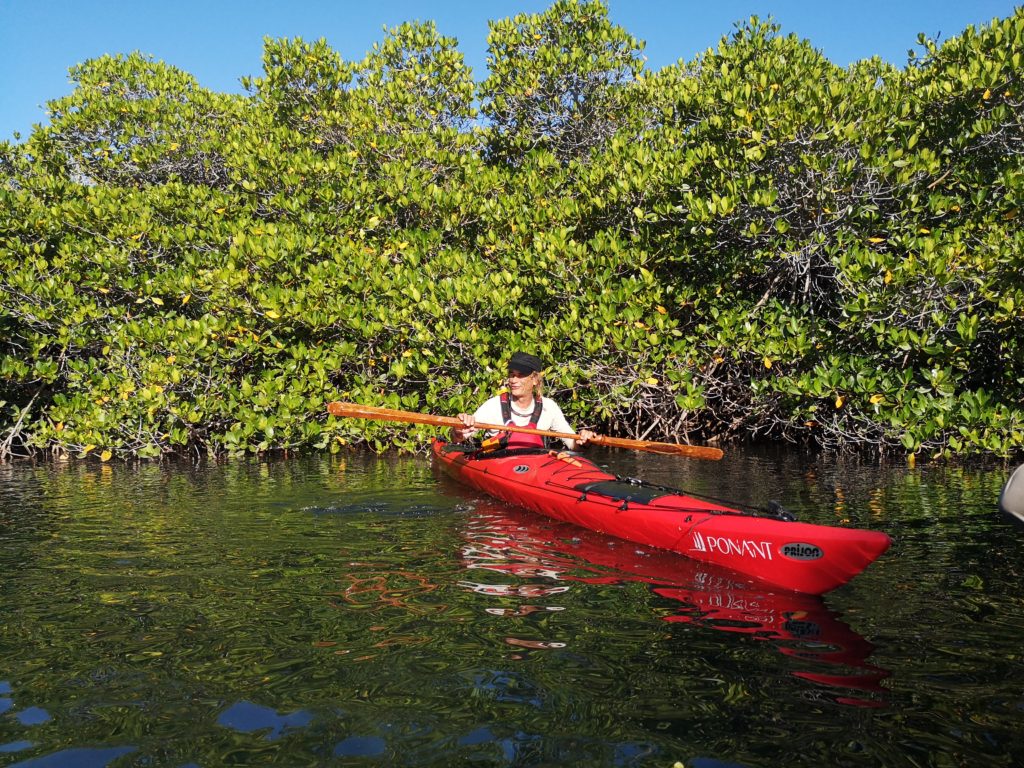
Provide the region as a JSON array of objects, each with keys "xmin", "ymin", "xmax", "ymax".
[
  {"xmin": 576, "ymin": 429, "xmax": 596, "ymax": 447},
  {"xmin": 453, "ymin": 413, "xmax": 477, "ymax": 442}
]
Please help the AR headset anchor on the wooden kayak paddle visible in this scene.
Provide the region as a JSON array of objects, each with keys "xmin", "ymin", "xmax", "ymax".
[{"xmin": 326, "ymin": 401, "xmax": 724, "ymax": 460}]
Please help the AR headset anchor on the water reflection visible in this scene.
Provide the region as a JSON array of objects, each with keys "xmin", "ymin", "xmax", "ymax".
[
  {"xmin": 2, "ymin": 452, "xmax": 1021, "ymax": 765},
  {"xmin": 216, "ymin": 700, "xmax": 314, "ymax": 741},
  {"xmin": 459, "ymin": 504, "xmax": 889, "ymax": 706},
  {"xmin": 7, "ymin": 746, "xmax": 137, "ymax": 767}
]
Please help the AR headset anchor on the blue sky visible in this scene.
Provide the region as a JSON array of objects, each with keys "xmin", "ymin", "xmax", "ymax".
[{"xmin": 2, "ymin": 0, "xmax": 1020, "ymax": 141}]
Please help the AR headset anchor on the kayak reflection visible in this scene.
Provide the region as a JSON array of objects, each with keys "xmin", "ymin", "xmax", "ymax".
[{"xmin": 459, "ymin": 503, "xmax": 889, "ymax": 707}]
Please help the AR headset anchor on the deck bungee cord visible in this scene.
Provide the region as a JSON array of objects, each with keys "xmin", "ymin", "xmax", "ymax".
[{"xmin": 452, "ymin": 443, "xmax": 797, "ymax": 521}]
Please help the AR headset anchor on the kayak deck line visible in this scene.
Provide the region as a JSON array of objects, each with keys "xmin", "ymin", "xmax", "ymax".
[
  {"xmin": 432, "ymin": 439, "xmax": 891, "ymax": 595},
  {"xmin": 568, "ymin": 479, "xmax": 795, "ymax": 519},
  {"xmin": 454, "ymin": 445, "xmax": 795, "ymax": 520}
]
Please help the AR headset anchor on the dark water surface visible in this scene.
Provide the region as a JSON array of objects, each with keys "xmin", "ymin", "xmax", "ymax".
[{"xmin": 0, "ymin": 446, "xmax": 1022, "ymax": 767}]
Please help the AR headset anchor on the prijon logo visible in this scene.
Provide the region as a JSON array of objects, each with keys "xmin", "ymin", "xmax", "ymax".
[
  {"xmin": 513, "ymin": 465, "xmax": 531, "ymax": 474},
  {"xmin": 780, "ymin": 542, "xmax": 823, "ymax": 561},
  {"xmin": 692, "ymin": 532, "xmax": 773, "ymax": 560},
  {"xmin": 783, "ymin": 618, "xmax": 822, "ymax": 638}
]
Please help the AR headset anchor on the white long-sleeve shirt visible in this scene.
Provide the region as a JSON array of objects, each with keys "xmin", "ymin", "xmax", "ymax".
[{"xmin": 471, "ymin": 395, "xmax": 579, "ymax": 449}]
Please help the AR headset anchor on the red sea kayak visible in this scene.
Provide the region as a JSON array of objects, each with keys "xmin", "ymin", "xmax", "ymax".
[{"xmin": 432, "ymin": 440, "xmax": 891, "ymax": 595}]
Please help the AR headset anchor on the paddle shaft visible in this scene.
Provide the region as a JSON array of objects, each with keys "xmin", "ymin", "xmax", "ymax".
[{"xmin": 326, "ymin": 401, "xmax": 724, "ymax": 460}]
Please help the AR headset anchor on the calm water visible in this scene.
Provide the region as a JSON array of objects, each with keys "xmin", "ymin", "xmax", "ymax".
[{"xmin": 0, "ymin": 446, "xmax": 1022, "ymax": 767}]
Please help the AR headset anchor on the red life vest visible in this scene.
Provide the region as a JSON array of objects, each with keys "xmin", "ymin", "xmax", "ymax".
[{"xmin": 481, "ymin": 392, "xmax": 545, "ymax": 451}]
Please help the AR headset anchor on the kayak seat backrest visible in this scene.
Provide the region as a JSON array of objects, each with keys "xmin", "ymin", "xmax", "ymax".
[
  {"xmin": 574, "ymin": 480, "xmax": 674, "ymax": 505},
  {"xmin": 471, "ymin": 447, "xmax": 556, "ymax": 460},
  {"xmin": 438, "ymin": 441, "xmax": 478, "ymax": 456},
  {"xmin": 437, "ymin": 442, "xmax": 549, "ymax": 459}
]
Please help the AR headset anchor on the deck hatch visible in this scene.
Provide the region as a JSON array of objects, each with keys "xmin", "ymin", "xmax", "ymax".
[{"xmin": 573, "ymin": 480, "xmax": 674, "ymax": 505}]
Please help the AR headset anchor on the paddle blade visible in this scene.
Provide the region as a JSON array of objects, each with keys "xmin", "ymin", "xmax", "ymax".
[
  {"xmin": 590, "ymin": 435, "xmax": 724, "ymax": 460},
  {"xmin": 327, "ymin": 401, "xmax": 458, "ymax": 429}
]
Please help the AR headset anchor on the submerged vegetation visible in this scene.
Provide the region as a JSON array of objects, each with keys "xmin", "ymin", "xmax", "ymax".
[{"xmin": 1, "ymin": 1, "xmax": 1022, "ymax": 461}]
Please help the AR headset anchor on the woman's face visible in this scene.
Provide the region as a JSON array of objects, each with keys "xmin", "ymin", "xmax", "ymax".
[{"xmin": 507, "ymin": 368, "xmax": 537, "ymax": 397}]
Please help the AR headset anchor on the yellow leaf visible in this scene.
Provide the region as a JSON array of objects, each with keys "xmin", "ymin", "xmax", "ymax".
[
  {"xmin": 982, "ymin": 88, "xmax": 991, "ymax": 100},
  {"xmin": 215, "ymin": 207, "xmax": 226, "ymax": 214},
  {"xmin": 55, "ymin": 422, "xmax": 64, "ymax": 432},
  {"xmin": 835, "ymin": 396, "xmax": 845, "ymax": 409},
  {"xmin": 266, "ymin": 310, "xmax": 280, "ymax": 319},
  {"xmin": 884, "ymin": 270, "xmax": 893, "ymax": 284},
  {"xmin": 868, "ymin": 237, "xmax": 885, "ymax": 243},
  {"xmin": 655, "ymin": 305, "xmax": 667, "ymax": 314},
  {"xmin": 97, "ymin": 287, "xmax": 110, "ymax": 294},
  {"xmin": 645, "ymin": 377, "xmax": 659, "ymax": 386},
  {"xmin": 166, "ymin": 355, "xmax": 176, "ymax": 364},
  {"xmin": 100, "ymin": 450, "xmax": 112, "ymax": 462},
  {"xmin": 918, "ymin": 227, "xmax": 930, "ymax": 234},
  {"xmin": 169, "ymin": 142, "xmax": 180, "ymax": 150},
  {"xmin": 181, "ymin": 294, "xmax": 191, "ymax": 304},
  {"xmin": 83, "ymin": 444, "xmax": 96, "ymax": 454},
  {"xmin": 763, "ymin": 357, "xmax": 773, "ymax": 369},
  {"xmin": 153, "ymin": 385, "xmax": 164, "ymax": 393},
  {"xmin": 102, "ymin": 345, "xmax": 110, "ymax": 355},
  {"xmin": 151, "ymin": 297, "xmax": 164, "ymax": 306},
  {"xmin": 870, "ymin": 394, "xmax": 885, "ymax": 404}
]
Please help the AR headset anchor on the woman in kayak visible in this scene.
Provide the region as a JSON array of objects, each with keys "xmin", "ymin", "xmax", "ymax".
[{"xmin": 454, "ymin": 351, "xmax": 595, "ymax": 451}]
